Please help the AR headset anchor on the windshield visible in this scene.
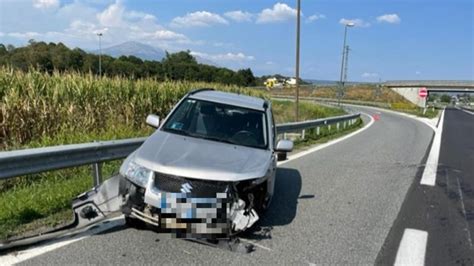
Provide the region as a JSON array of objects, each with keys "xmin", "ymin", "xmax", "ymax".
[{"xmin": 162, "ymin": 98, "xmax": 267, "ymax": 149}]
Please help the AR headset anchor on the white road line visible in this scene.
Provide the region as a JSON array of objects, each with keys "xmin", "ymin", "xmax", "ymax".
[
  {"xmin": 420, "ymin": 109, "xmax": 445, "ymax": 186},
  {"xmin": 0, "ymin": 216, "xmax": 125, "ymax": 266},
  {"xmin": 394, "ymin": 228, "xmax": 428, "ymax": 266},
  {"xmin": 278, "ymin": 112, "xmax": 375, "ymax": 166},
  {"xmin": 460, "ymin": 108, "xmax": 474, "ymax": 115},
  {"xmin": 342, "ymin": 103, "xmax": 438, "ymax": 131}
]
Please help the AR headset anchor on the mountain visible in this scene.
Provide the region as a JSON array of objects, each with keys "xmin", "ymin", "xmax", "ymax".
[
  {"xmin": 97, "ymin": 41, "xmax": 218, "ymax": 66},
  {"xmin": 99, "ymin": 41, "xmax": 166, "ymax": 61}
]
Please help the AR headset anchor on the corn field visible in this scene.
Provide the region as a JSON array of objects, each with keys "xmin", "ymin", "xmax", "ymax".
[{"xmin": 0, "ymin": 67, "xmax": 265, "ymax": 149}]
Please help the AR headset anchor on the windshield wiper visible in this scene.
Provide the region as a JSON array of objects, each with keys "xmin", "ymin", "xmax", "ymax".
[
  {"xmin": 163, "ymin": 127, "xmax": 192, "ymax": 137},
  {"xmin": 198, "ymin": 135, "xmax": 238, "ymax": 145}
]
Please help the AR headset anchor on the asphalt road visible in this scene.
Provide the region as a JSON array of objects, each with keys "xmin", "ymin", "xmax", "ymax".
[
  {"xmin": 18, "ymin": 106, "xmax": 435, "ymax": 265},
  {"xmin": 376, "ymin": 107, "xmax": 474, "ymax": 265}
]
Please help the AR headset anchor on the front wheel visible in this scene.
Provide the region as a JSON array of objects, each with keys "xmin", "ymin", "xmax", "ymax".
[{"xmin": 124, "ymin": 215, "xmax": 146, "ymax": 229}]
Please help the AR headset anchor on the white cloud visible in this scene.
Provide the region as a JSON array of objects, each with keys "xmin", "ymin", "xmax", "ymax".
[
  {"xmin": 33, "ymin": 0, "xmax": 59, "ymax": 9},
  {"xmin": 125, "ymin": 11, "xmax": 156, "ymax": 21},
  {"xmin": 190, "ymin": 51, "xmax": 254, "ymax": 62},
  {"xmin": 4, "ymin": 0, "xmax": 198, "ymax": 52},
  {"xmin": 415, "ymin": 71, "xmax": 421, "ymax": 75},
  {"xmin": 257, "ymin": 3, "xmax": 297, "ymax": 24},
  {"xmin": 224, "ymin": 10, "xmax": 253, "ymax": 22},
  {"xmin": 377, "ymin": 14, "xmax": 401, "ymax": 24},
  {"xmin": 7, "ymin": 32, "xmax": 41, "ymax": 39},
  {"xmin": 171, "ymin": 11, "xmax": 228, "ymax": 28},
  {"xmin": 339, "ymin": 18, "xmax": 371, "ymax": 27},
  {"xmin": 97, "ymin": 1, "xmax": 125, "ymax": 27},
  {"xmin": 306, "ymin": 13, "xmax": 326, "ymax": 23},
  {"xmin": 361, "ymin": 72, "xmax": 379, "ymax": 78},
  {"xmin": 142, "ymin": 30, "xmax": 188, "ymax": 41},
  {"xmin": 0, "ymin": 32, "xmax": 4, "ymax": 37}
]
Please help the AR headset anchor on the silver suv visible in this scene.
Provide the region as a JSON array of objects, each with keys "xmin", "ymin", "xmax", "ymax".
[{"xmin": 118, "ymin": 89, "xmax": 293, "ymax": 238}]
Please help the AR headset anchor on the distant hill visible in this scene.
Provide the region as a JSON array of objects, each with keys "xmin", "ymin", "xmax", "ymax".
[
  {"xmin": 98, "ymin": 41, "xmax": 166, "ymax": 61},
  {"xmin": 97, "ymin": 41, "xmax": 218, "ymax": 66}
]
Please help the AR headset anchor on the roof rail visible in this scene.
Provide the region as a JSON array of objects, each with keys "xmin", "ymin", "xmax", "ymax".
[{"xmin": 188, "ymin": 88, "xmax": 215, "ymax": 95}]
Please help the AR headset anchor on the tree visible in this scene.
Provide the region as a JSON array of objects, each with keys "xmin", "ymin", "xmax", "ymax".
[
  {"xmin": 0, "ymin": 41, "xmax": 258, "ymax": 86},
  {"xmin": 440, "ymin": 94, "xmax": 451, "ymax": 103}
]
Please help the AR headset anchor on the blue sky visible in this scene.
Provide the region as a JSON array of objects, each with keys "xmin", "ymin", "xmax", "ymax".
[{"xmin": 0, "ymin": 0, "xmax": 473, "ymax": 81}]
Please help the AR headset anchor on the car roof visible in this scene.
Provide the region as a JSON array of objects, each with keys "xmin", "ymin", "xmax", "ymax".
[{"xmin": 189, "ymin": 90, "xmax": 266, "ymax": 111}]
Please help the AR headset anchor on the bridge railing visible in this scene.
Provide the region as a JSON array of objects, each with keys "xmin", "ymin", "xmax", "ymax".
[{"xmin": 0, "ymin": 113, "xmax": 361, "ymax": 184}]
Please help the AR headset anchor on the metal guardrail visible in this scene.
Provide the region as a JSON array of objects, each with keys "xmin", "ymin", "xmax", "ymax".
[
  {"xmin": 277, "ymin": 113, "xmax": 360, "ymax": 133},
  {"xmin": 0, "ymin": 138, "xmax": 146, "ymax": 183},
  {"xmin": 384, "ymin": 80, "xmax": 474, "ymax": 88},
  {"xmin": 0, "ymin": 113, "xmax": 360, "ymax": 182}
]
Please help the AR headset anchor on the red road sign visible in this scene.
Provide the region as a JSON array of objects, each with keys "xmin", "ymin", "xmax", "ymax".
[{"xmin": 419, "ymin": 87, "xmax": 428, "ymax": 98}]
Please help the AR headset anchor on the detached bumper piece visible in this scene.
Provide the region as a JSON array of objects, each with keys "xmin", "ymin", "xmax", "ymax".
[{"xmin": 0, "ymin": 175, "xmax": 123, "ymax": 251}]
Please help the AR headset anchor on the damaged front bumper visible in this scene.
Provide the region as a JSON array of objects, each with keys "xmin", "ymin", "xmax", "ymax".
[{"xmin": 120, "ymin": 173, "xmax": 260, "ymax": 238}]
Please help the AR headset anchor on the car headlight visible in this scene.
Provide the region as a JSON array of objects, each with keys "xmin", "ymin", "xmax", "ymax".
[{"xmin": 122, "ymin": 160, "xmax": 153, "ymax": 188}]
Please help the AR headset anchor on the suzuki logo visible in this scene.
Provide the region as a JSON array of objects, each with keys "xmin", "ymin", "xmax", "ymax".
[{"xmin": 180, "ymin": 182, "xmax": 193, "ymax": 193}]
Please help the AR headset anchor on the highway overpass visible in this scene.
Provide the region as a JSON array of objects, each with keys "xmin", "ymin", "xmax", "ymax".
[{"xmin": 383, "ymin": 80, "xmax": 474, "ymax": 107}]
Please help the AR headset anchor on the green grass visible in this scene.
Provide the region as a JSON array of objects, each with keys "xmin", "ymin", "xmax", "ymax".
[{"xmin": 271, "ymin": 99, "xmax": 346, "ymax": 123}]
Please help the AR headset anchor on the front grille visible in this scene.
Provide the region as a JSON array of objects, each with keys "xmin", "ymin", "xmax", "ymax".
[{"xmin": 154, "ymin": 172, "xmax": 229, "ymax": 197}]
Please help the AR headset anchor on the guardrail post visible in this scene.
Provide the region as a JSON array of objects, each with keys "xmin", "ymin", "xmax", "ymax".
[
  {"xmin": 328, "ymin": 125, "xmax": 331, "ymax": 131},
  {"xmin": 92, "ymin": 163, "xmax": 102, "ymax": 187},
  {"xmin": 343, "ymin": 121, "xmax": 346, "ymax": 129},
  {"xmin": 337, "ymin": 123, "xmax": 340, "ymax": 131},
  {"xmin": 316, "ymin": 126, "xmax": 320, "ymax": 136},
  {"xmin": 301, "ymin": 129, "xmax": 305, "ymax": 140}
]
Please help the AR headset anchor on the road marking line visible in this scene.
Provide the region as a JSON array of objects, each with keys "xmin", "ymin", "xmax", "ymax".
[
  {"xmin": 420, "ymin": 109, "xmax": 445, "ymax": 186},
  {"xmin": 279, "ymin": 112, "xmax": 374, "ymax": 166},
  {"xmin": 460, "ymin": 108, "xmax": 474, "ymax": 115},
  {"xmin": 0, "ymin": 216, "xmax": 125, "ymax": 265},
  {"xmin": 394, "ymin": 228, "xmax": 428, "ymax": 266},
  {"xmin": 342, "ymin": 104, "xmax": 438, "ymax": 131},
  {"xmin": 456, "ymin": 176, "xmax": 473, "ymax": 249}
]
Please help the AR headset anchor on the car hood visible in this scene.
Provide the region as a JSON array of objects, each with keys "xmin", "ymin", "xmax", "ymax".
[{"xmin": 133, "ymin": 130, "xmax": 272, "ymax": 182}]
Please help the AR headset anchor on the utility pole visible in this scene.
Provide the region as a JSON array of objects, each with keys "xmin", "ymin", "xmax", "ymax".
[
  {"xmin": 97, "ymin": 33, "xmax": 103, "ymax": 76},
  {"xmin": 295, "ymin": 0, "xmax": 301, "ymax": 121},
  {"xmin": 338, "ymin": 23, "xmax": 354, "ymax": 106},
  {"xmin": 343, "ymin": 45, "xmax": 350, "ymax": 84}
]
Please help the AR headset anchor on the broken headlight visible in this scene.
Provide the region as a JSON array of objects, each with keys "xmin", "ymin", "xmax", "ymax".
[{"xmin": 122, "ymin": 161, "xmax": 153, "ymax": 188}]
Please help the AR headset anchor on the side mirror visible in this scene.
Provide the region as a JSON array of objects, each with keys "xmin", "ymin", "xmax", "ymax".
[
  {"xmin": 146, "ymin": 114, "xmax": 160, "ymax": 128},
  {"xmin": 275, "ymin": 139, "xmax": 293, "ymax": 152}
]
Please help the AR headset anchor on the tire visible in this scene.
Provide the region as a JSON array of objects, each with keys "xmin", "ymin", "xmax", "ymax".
[
  {"xmin": 125, "ymin": 215, "xmax": 146, "ymax": 229},
  {"xmin": 277, "ymin": 152, "xmax": 287, "ymax": 161}
]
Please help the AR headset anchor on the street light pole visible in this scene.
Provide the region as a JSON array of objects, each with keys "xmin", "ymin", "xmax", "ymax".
[
  {"xmin": 97, "ymin": 33, "xmax": 103, "ymax": 76},
  {"xmin": 338, "ymin": 23, "xmax": 354, "ymax": 106},
  {"xmin": 295, "ymin": 0, "xmax": 301, "ymax": 121}
]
